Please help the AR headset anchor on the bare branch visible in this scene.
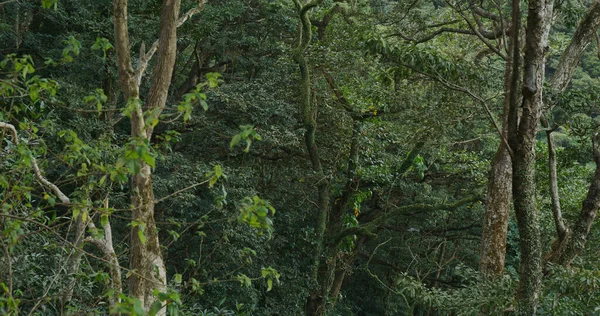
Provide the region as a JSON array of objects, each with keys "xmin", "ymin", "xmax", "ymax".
[
  {"xmin": 402, "ymin": 66, "xmax": 513, "ymax": 157},
  {"xmin": 453, "ymin": 4, "xmax": 506, "ymax": 59},
  {"xmin": 154, "ymin": 179, "xmax": 210, "ymax": 204},
  {"xmin": 549, "ymin": 0, "xmax": 600, "ymax": 92},
  {"xmin": 0, "ymin": 121, "xmax": 18, "ymax": 145},
  {"xmin": 134, "ymin": 1, "xmax": 207, "ymax": 87},
  {"xmin": 387, "ymin": 27, "xmax": 475, "ymax": 43},
  {"xmin": 1, "ymin": 121, "xmax": 70, "ymax": 204},
  {"xmin": 472, "ymin": 5, "xmax": 501, "ymax": 21},
  {"xmin": 31, "ymin": 157, "xmax": 70, "ymax": 204}
]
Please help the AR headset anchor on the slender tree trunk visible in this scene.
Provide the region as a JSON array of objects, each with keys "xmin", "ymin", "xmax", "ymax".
[
  {"xmin": 546, "ymin": 130, "xmax": 568, "ymax": 241},
  {"xmin": 546, "ymin": 135, "xmax": 600, "ymax": 266},
  {"xmin": 329, "ymin": 268, "xmax": 346, "ymax": 304},
  {"xmin": 62, "ymin": 212, "xmax": 87, "ymax": 305},
  {"xmin": 290, "ymin": 2, "xmax": 328, "ymax": 315},
  {"xmin": 510, "ymin": 0, "xmax": 553, "ymax": 313},
  {"xmin": 541, "ymin": 0, "xmax": 600, "ymax": 267},
  {"xmin": 129, "ymin": 168, "xmax": 167, "ymax": 310},
  {"xmin": 314, "ymin": 121, "xmax": 361, "ymax": 314},
  {"xmin": 87, "ymin": 218, "xmax": 123, "ymax": 312},
  {"xmin": 548, "ymin": 0, "xmax": 600, "ymax": 92},
  {"xmin": 113, "ymin": 0, "xmax": 182, "ymax": 312},
  {"xmin": 480, "ymin": 70, "xmax": 512, "ymax": 276},
  {"xmin": 479, "ymin": 0, "xmax": 521, "ymax": 278},
  {"xmin": 480, "ymin": 145, "xmax": 511, "ymax": 276},
  {"xmin": 130, "ymin": 0, "xmax": 179, "ymax": 311}
]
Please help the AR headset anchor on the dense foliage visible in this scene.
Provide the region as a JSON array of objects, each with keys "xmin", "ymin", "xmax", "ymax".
[{"xmin": 3, "ymin": 0, "xmax": 600, "ymax": 315}]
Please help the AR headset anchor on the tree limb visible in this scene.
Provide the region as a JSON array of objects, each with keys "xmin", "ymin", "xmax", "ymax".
[
  {"xmin": 1, "ymin": 121, "xmax": 70, "ymax": 204},
  {"xmin": 403, "ymin": 65, "xmax": 513, "ymax": 158},
  {"xmin": 548, "ymin": 0, "xmax": 600, "ymax": 92},
  {"xmin": 134, "ymin": 0, "xmax": 207, "ymax": 88}
]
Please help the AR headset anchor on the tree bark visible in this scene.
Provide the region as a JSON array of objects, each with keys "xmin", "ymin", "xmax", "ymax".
[
  {"xmin": 546, "ymin": 130, "xmax": 568, "ymax": 241},
  {"xmin": 113, "ymin": 0, "xmax": 182, "ymax": 312},
  {"xmin": 479, "ymin": 0, "xmax": 521, "ymax": 278},
  {"xmin": 291, "ymin": 1, "xmax": 328, "ymax": 315},
  {"xmin": 548, "ymin": 0, "xmax": 600, "ymax": 92},
  {"xmin": 511, "ymin": 0, "xmax": 553, "ymax": 313},
  {"xmin": 86, "ymin": 218, "xmax": 123, "ymax": 312},
  {"xmin": 481, "ymin": 0, "xmax": 600, "ymax": 281},
  {"xmin": 546, "ymin": 135, "xmax": 600, "ymax": 266},
  {"xmin": 541, "ymin": 0, "xmax": 600, "ymax": 267},
  {"xmin": 62, "ymin": 211, "xmax": 87, "ymax": 305},
  {"xmin": 480, "ymin": 144, "xmax": 511, "ymax": 276}
]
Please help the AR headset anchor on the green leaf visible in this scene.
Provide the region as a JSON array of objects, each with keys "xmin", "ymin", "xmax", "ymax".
[
  {"xmin": 209, "ymin": 176, "xmax": 218, "ymax": 188},
  {"xmin": 213, "ymin": 165, "xmax": 222, "ymax": 178},
  {"xmin": 41, "ymin": 0, "xmax": 58, "ymax": 9},
  {"xmin": 137, "ymin": 229, "xmax": 147, "ymax": 245},
  {"xmin": 29, "ymin": 85, "xmax": 39, "ymax": 101},
  {"xmin": 148, "ymin": 117, "xmax": 159, "ymax": 128},
  {"xmin": 206, "ymin": 72, "xmax": 223, "ymax": 88},
  {"xmin": 100, "ymin": 214, "xmax": 108, "ymax": 228},
  {"xmin": 235, "ymin": 274, "xmax": 252, "ymax": 288},
  {"xmin": 99, "ymin": 175, "xmax": 107, "ymax": 186},
  {"xmin": 267, "ymin": 278, "xmax": 273, "ymax": 291},
  {"xmin": 230, "ymin": 134, "xmax": 241, "ymax": 148},
  {"xmin": 197, "ymin": 99, "xmax": 207, "ymax": 111},
  {"xmin": 174, "ymin": 273, "xmax": 182, "ymax": 284},
  {"xmin": 133, "ymin": 299, "xmax": 146, "ymax": 316},
  {"xmin": 73, "ymin": 208, "xmax": 80, "ymax": 221}
]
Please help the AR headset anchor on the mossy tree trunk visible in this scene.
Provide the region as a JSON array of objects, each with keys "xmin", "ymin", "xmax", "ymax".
[
  {"xmin": 509, "ymin": 0, "xmax": 553, "ymax": 313},
  {"xmin": 291, "ymin": 1, "xmax": 329, "ymax": 315}
]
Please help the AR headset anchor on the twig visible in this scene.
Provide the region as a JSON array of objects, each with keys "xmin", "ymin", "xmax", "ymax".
[
  {"xmin": 1, "ymin": 121, "xmax": 71, "ymax": 203},
  {"xmin": 402, "ymin": 66, "xmax": 513, "ymax": 158},
  {"xmin": 154, "ymin": 179, "xmax": 210, "ymax": 204},
  {"xmin": 0, "ymin": 0, "xmax": 18, "ymax": 6}
]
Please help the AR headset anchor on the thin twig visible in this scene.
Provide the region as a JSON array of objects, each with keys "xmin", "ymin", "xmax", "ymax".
[
  {"xmin": 154, "ymin": 179, "xmax": 210, "ymax": 204},
  {"xmin": 402, "ymin": 66, "xmax": 513, "ymax": 158}
]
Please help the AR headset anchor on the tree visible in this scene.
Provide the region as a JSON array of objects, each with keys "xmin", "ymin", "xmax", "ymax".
[{"xmin": 112, "ymin": 0, "xmax": 204, "ymax": 312}]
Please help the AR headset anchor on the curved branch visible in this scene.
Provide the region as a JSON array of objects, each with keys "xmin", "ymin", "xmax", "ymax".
[
  {"xmin": 549, "ymin": 0, "xmax": 600, "ymax": 92},
  {"xmin": 335, "ymin": 195, "xmax": 483, "ymax": 245},
  {"xmin": 388, "ymin": 27, "xmax": 477, "ymax": 44},
  {"xmin": 1, "ymin": 121, "xmax": 70, "ymax": 204}
]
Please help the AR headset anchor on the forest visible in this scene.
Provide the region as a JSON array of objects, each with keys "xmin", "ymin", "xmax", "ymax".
[{"xmin": 3, "ymin": 0, "xmax": 600, "ymax": 315}]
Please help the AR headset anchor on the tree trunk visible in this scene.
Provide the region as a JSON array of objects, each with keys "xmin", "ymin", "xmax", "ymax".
[
  {"xmin": 329, "ymin": 265, "xmax": 346, "ymax": 305},
  {"xmin": 546, "ymin": 135, "xmax": 600, "ymax": 266},
  {"xmin": 480, "ymin": 144, "xmax": 511, "ymax": 277},
  {"xmin": 481, "ymin": 0, "xmax": 600, "ymax": 282},
  {"xmin": 511, "ymin": 0, "xmax": 553, "ymax": 313},
  {"xmin": 541, "ymin": 0, "xmax": 600, "ymax": 268},
  {"xmin": 62, "ymin": 211, "xmax": 87, "ymax": 305},
  {"xmin": 546, "ymin": 130, "xmax": 568, "ymax": 241},
  {"xmin": 479, "ymin": 0, "xmax": 520, "ymax": 277},
  {"xmin": 87, "ymin": 218, "xmax": 123, "ymax": 312},
  {"xmin": 129, "ymin": 168, "xmax": 167, "ymax": 310},
  {"xmin": 290, "ymin": 1, "xmax": 328, "ymax": 315},
  {"xmin": 548, "ymin": 0, "xmax": 600, "ymax": 92},
  {"xmin": 113, "ymin": 0, "xmax": 182, "ymax": 312}
]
